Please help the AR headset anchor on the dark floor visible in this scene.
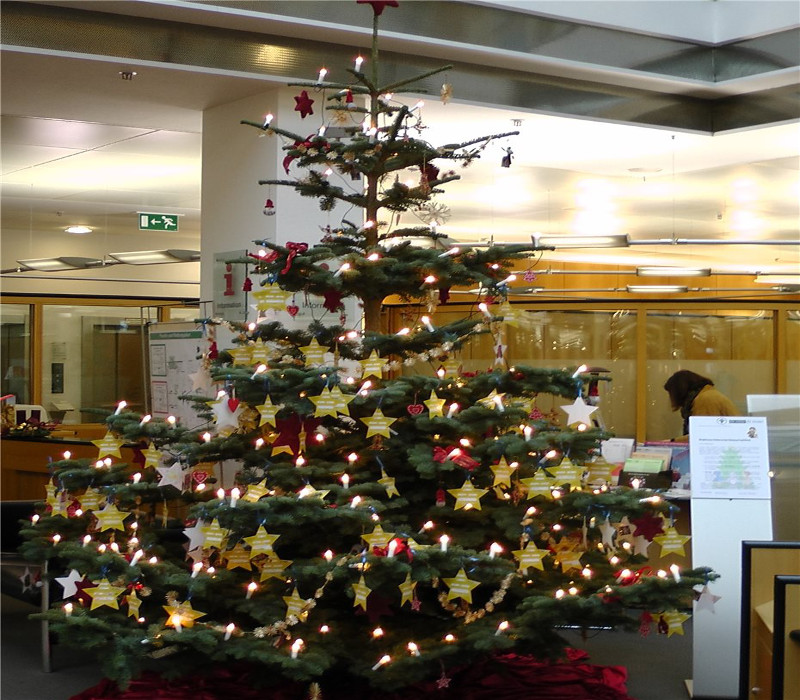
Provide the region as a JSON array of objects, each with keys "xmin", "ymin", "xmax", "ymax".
[{"xmin": 1, "ymin": 593, "xmax": 692, "ymax": 700}]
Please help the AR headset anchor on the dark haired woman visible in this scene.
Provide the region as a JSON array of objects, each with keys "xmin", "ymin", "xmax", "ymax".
[{"xmin": 664, "ymin": 369, "xmax": 739, "ymax": 439}]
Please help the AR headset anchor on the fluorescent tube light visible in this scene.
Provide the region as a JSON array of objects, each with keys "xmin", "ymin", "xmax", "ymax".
[
  {"xmin": 627, "ymin": 284, "xmax": 688, "ymax": 293},
  {"xmin": 754, "ymin": 274, "xmax": 800, "ymax": 285},
  {"xmin": 532, "ymin": 234, "xmax": 629, "ymax": 249},
  {"xmin": 17, "ymin": 256, "xmax": 104, "ymax": 271},
  {"xmin": 637, "ymin": 266, "xmax": 711, "ymax": 277},
  {"xmin": 109, "ymin": 249, "xmax": 200, "ymax": 264}
]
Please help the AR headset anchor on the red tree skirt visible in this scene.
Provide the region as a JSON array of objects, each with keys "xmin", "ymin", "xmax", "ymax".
[{"xmin": 70, "ymin": 650, "xmax": 632, "ymax": 700}]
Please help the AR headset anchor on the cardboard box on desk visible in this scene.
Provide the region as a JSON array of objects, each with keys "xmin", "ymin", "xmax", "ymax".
[{"xmin": 619, "ymin": 455, "xmax": 674, "ymax": 490}]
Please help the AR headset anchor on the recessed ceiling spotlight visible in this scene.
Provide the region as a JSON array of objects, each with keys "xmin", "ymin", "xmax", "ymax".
[{"xmin": 64, "ymin": 225, "xmax": 93, "ymax": 235}]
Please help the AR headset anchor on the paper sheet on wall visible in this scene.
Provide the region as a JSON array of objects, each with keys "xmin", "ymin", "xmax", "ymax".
[{"xmin": 689, "ymin": 416, "xmax": 770, "ymax": 499}]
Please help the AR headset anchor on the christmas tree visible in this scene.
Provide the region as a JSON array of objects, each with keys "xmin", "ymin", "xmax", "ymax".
[{"xmin": 22, "ymin": 2, "xmax": 716, "ymax": 696}]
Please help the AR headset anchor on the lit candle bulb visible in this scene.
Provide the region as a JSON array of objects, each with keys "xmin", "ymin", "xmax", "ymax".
[
  {"xmin": 420, "ymin": 316, "xmax": 435, "ymax": 332},
  {"xmin": 64, "ymin": 602, "xmax": 73, "ymax": 617},
  {"xmin": 224, "ymin": 623, "xmax": 235, "ymax": 641},
  {"xmin": 52, "ymin": 534, "xmax": 61, "ymax": 545},
  {"xmin": 317, "ymin": 67, "xmax": 328, "ymax": 83},
  {"xmin": 95, "ymin": 460, "xmax": 104, "ymax": 469},
  {"xmin": 263, "ymin": 113, "xmax": 273, "ymax": 127},
  {"xmin": 669, "ymin": 564, "xmax": 681, "ymax": 582},
  {"xmin": 657, "ymin": 569, "xmax": 668, "ymax": 578},
  {"xmin": 555, "ymin": 589, "xmax": 566, "ymax": 599},
  {"xmin": 372, "ymin": 627, "xmax": 384, "ymax": 639},
  {"xmin": 191, "ymin": 562, "xmax": 203, "ymax": 578},
  {"xmin": 523, "ymin": 425, "xmax": 533, "ymax": 441},
  {"xmin": 114, "ymin": 400, "xmax": 127, "ymax": 415},
  {"xmin": 167, "ymin": 415, "xmax": 176, "ymax": 427},
  {"xmin": 571, "ymin": 364, "xmax": 588, "ymax": 378},
  {"xmin": 616, "ymin": 568, "xmax": 632, "ymax": 583},
  {"xmin": 74, "ymin": 509, "xmax": 83, "ymax": 517},
  {"xmin": 372, "ymin": 655, "xmax": 391, "ymax": 671},
  {"xmin": 354, "ymin": 55, "xmax": 363, "ymax": 71},
  {"xmin": 196, "ymin": 483, "xmax": 206, "ymax": 492},
  {"xmin": 246, "ymin": 581, "xmax": 258, "ymax": 599},
  {"xmin": 447, "ymin": 403, "xmax": 459, "ymax": 418},
  {"xmin": 334, "ymin": 262, "xmax": 351, "ymax": 278},
  {"xmin": 488, "ymin": 542, "xmax": 503, "ymax": 559},
  {"xmin": 230, "ymin": 487, "xmax": 240, "ymax": 508},
  {"xmin": 82, "ymin": 534, "xmax": 91, "ymax": 547},
  {"xmin": 340, "ymin": 473, "xmax": 350, "ymax": 489},
  {"xmin": 418, "ymin": 520, "xmax": 434, "ymax": 534},
  {"xmin": 63, "ymin": 451, "xmax": 71, "ymax": 460},
  {"xmin": 132, "ymin": 472, "xmax": 142, "ymax": 484},
  {"xmin": 202, "ymin": 432, "xmax": 212, "ymax": 443},
  {"xmin": 129, "ymin": 549, "xmax": 144, "ymax": 566},
  {"xmin": 478, "ymin": 302, "xmax": 493, "ymax": 318},
  {"xmin": 323, "ymin": 550, "xmax": 333, "ymax": 563},
  {"xmin": 438, "ymin": 247, "xmax": 460, "ymax": 257},
  {"xmin": 139, "ymin": 414, "xmax": 151, "ymax": 426},
  {"xmin": 295, "ymin": 454, "xmax": 306, "ymax": 467},
  {"xmin": 350, "ymin": 495, "xmax": 362, "ymax": 509},
  {"xmin": 348, "ymin": 452, "xmax": 358, "ymax": 465},
  {"xmin": 366, "ymin": 252, "xmax": 381, "ymax": 261},
  {"xmin": 255, "ymin": 438, "xmax": 265, "ymax": 449},
  {"xmin": 320, "ymin": 625, "xmax": 330, "ymax": 634},
  {"xmin": 148, "ymin": 556, "xmax": 158, "ymax": 565},
  {"xmin": 423, "ymin": 275, "xmax": 437, "ymax": 286},
  {"xmin": 407, "ymin": 642, "xmax": 420, "ymax": 656},
  {"xmin": 631, "ymin": 478, "xmax": 641, "ymax": 490},
  {"xmin": 110, "ymin": 542, "xmax": 120, "ymax": 553},
  {"xmin": 387, "ymin": 539, "xmax": 398, "ymax": 557},
  {"xmin": 439, "ymin": 534, "xmax": 449, "ymax": 552},
  {"xmin": 495, "ymin": 620, "xmax": 509, "ymax": 635},
  {"xmin": 171, "ymin": 614, "xmax": 182, "ymax": 633},
  {"xmin": 32, "ymin": 514, "xmax": 40, "ymax": 524},
  {"xmin": 251, "ymin": 364, "xmax": 267, "ymax": 379},
  {"xmin": 217, "ymin": 488, "xmax": 225, "ymax": 500},
  {"xmin": 395, "ymin": 327, "xmax": 410, "ymax": 336},
  {"xmin": 104, "ymin": 457, "xmax": 112, "ymax": 467},
  {"xmin": 444, "ymin": 634, "xmax": 455, "ymax": 643},
  {"xmin": 291, "ymin": 639, "xmax": 304, "ymax": 658}
]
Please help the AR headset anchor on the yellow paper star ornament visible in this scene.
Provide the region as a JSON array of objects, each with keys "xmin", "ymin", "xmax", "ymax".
[
  {"xmin": 94, "ymin": 504, "xmax": 129, "ymax": 532},
  {"xmin": 362, "ymin": 408, "xmax": 396, "ymax": 438},
  {"xmin": 362, "ymin": 524, "xmax": 394, "ymax": 549},
  {"xmin": 163, "ymin": 600, "xmax": 206, "ymax": 628},
  {"xmin": 141, "ymin": 444, "xmax": 164, "ymax": 469},
  {"xmin": 256, "ymin": 397, "xmax": 280, "ymax": 428},
  {"xmin": 521, "ymin": 470, "xmax": 557, "ymax": 499},
  {"xmin": 259, "ymin": 557, "xmax": 293, "ymax": 582},
  {"xmin": 399, "ymin": 573, "xmax": 417, "ymax": 607},
  {"xmin": 447, "ymin": 480, "xmax": 488, "ymax": 510},
  {"xmin": 352, "ymin": 575, "xmax": 371, "ymax": 610},
  {"xmin": 512, "ymin": 543, "xmax": 549, "ymax": 571},
  {"xmin": 378, "ymin": 470, "xmax": 399, "ymax": 498},
  {"xmin": 660, "ymin": 610, "xmax": 691, "ymax": 637},
  {"xmin": 201, "ymin": 519, "xmax": 228, "ymax": 549},
  {"xmin": 84, "ymin": 579, "xmax": 126, "ymax": 610},
  {"xmin": 653, "ymin": 527, "xmax": 691, "ymax": 557},
  {"xmin": 423, "ymin": 391, "xmax": 446, "ymax": 417},
  {"xmin": 243, "ymin": 527, "xmax": 280, "ymax": 557},
  {"xmin": 92, "ymin": 432, "xmax": 124, "ymax": 459},
  {"xmin": 360, "ymin": 350, "xmax": 385, "ymax": 379},
  {"xmin": 443, "ymin": 568, "xmax": 480, "ymax": 603},
  {"xmin": 224, "ymin": 544, "xmax": 253, "ymax": 571},
  {"xmin": 252, "ymin": 287, "xmax": 292, "ymax": 312},
  {"xmin": 491, "ymin": 457, "xmax": 517, "ymax": 487},
  {"xmin": 283, "ymin": 587, "xmax": 309, "ymax": 620}
]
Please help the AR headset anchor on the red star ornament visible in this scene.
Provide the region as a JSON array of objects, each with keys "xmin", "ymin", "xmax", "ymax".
[
  {"xmin": 294, "ymin": 90, "xmax": 315, "ymax": 118},
  {"xmin": 632, "ymin": 512, "xmax": 665, "ymax": 541},
  {"xmin": 357, "ymin": 0, "xmax": 399, "ymax": 15}
]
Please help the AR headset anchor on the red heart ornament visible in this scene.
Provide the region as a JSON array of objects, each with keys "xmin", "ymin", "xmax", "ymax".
[
  {"xmin": 227, "ymin": 398, "xmax": 240, "ymax": 412},
  {"xmin": 192, "ymin": 471, "xmax": 209, "ymax": 485},
  {"xmin": 407, "ymin": 404, "xmax": 424, "ymax": 416},
  {"xmin": 286, "ymin": 305, "xmax": 299, "ymax": 317}
]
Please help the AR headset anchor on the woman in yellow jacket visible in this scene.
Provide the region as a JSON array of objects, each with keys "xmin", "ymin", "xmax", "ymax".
[{"xmin": 664, "ymin": 369, "xmax": 739, "ymax": 439}]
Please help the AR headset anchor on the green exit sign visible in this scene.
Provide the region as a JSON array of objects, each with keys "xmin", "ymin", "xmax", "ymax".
[{"xmin": 138, "ymin": 213, "xmax": 179, "ymax": 231}]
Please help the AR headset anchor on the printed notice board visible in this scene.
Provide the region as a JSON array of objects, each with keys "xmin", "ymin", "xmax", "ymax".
[
  {"xmin": 689, "ymin": 416, "xmax": 771, "ymax": 499},
  {"xmin": 148, "ymin": 323, "xmax": 206, "ymax": 428}
]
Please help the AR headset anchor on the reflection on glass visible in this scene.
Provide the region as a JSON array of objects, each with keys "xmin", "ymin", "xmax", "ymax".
[
  {"xmin": 0, "ymin": 304, "xmax": 31, "ymax": 403},
  {"xmin": 787, "ymin": 310, "xmax": 800, "ymax": 396},
  {"xmin": 645, "ymin": 309, "xmax": 774, "ymax": 441},
  {"xmin": 42, "ymin": 306, "xmax": 146, "ymax": 424}
]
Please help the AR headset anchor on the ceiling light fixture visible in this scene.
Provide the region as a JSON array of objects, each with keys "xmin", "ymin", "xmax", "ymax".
[
  {"xmin": 754, "ymin": 274, "xmax": 800, "ymax": 285},
  {"xmin": 627, "ymin": 284, "xmax": 688, "ymax": 293},
  {"xmin": 17, "ymin": 256, "xmax": 104, "ymax": 271},
  {"xmin": 636, "ymin": 266, "xmax": 711, "ymax": 277},
  {"xmin": 532, "ymin": 234, "xmax": 629, "ymax": 249},
  {"xmin": 64, "ymin": 225, "xmax": 93, "ymax": 235},
  {"xmin": 108, "ymin": 249, "xmax": 200, "ymax": 264}
]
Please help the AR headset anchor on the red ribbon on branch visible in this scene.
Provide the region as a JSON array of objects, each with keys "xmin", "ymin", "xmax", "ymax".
[{"xmin": 281, "ymin": 242, "xmax": 308, "ymax": 274}]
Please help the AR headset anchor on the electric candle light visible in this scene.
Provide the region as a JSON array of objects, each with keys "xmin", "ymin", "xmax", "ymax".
[
  {"xmin": 251, "ymin": 364, "xmax": 267, "ymax": 379},
  {"xmin": 64, "ymin": 603, "xmax": 73, "ymax": 617},
  {"xmin": 318, "ymin": 126, "xmax": 327, "ymax": 137},
  {"xmin": 95, "ymin": 460, "xmax": 104, "ymax": 469},
  {"xmin": 224, "ymin": 623, "xmax": 235, "ymax": 641},
  {"xmin": 444, "ymin": 634, "xmax": 455, "ymax": 643},
  {"xmin": 139, "ymin": 414, "xmax": 151, "ymax": 426},
  {"xmin": 372, "ymin": 627, "xmax": 384, "ymax": 639},
  {"xmin": 191, "ymin": 562, "xmax": 203, "ymax": 578},
  {"xmin": 616, "ymin": 569, "xmax": 632, "ymax": 583},
  {"xmin": 555, "ymin": 589, "xmax": 566, "ymax": 599},
  {"xmin": 63, "ymin": 450, "xmax": 71, "ymax": 460},
  {"xmin": 291, "ymin": 639, "xmax": 304, "ymax": 658},
  {"xmin": 439, "ymin": 534, "xmax": 449, "ymax": 552},
  {"xmin": 572, "ymin": 364, "xmax": 588, "ymax": 378},
  {"xmin": 492, "ymin": 394, "xmax": 505, "ymax": 412},
  {"xmin": 395, "ymin": 327, "xmax": 410, "ymax": 336},
  {"xmin": 340, "ymin": 473, "xmax": 350, "ymax": 489},
  {"xmin": 246, "ymin": 581, "xmax": 258, "ymax": 599},
  {"xmin": 670, "ymin": 564, "xmax": 681, "ymax": 582},
  {"xmin": 323, "ymin": 550, "xmax": 333, "ymax": 563},
  {"xmin": 437, "ymin": 368, "xmax": 446, "ymax": 379},
  {"xmin": 495, "ymin": 620, "xmax": 509, "ymax": 635},
  {"xmin": 217, "ymin": 488, "xmax": 226, "ymax": 500},
  {"xmin": 114, "ymin": 400, "xmax": 127, "ymax": 415},
  {"xmin": 230, "ymin": 487, "xmax": 240, "ymax": 508},
  {"xmin": 447, "ymin": 403, "xmax": 459, "ymax": 418},
  {"xmin": 657, "ymin": 569, "xmax": 668, "ymax": 578},
  {"xmin": 418, "ymin": 520, "xmax": 434, "ymax": 534},
  {"xmin": 372, "ymin": 655, "xmax": 391, "ymax": 671},
  {"xmin": 317, "ymin": 67, "xmax": 327, "ymax": 83},
  {"xmin": 568, "ymin": 586, "xmax": 579, "ymax": 596},
  {"xmin": 110, "ymin": 542, "xmax": 120, "ymax": 553},
  {"xmin": 354, "ymin": 55, "xmax": 363, "ymax": 71},
  {"xmin": 523, "ymin": 425, "xmax": 533, "ymax": 441},
  {"xmin": 334, "ymin": 262, "xmax": 351, "ymax": 277},
  {"xmin": 631, "ymin": 478, "xmax": 641, "ymax": 490},
  {"xmin": 202, "ymin": 432, "xmax": 212, "ymax": 443},
  {"xmin": 52, "ymin": 534, "xmax": 61, "ymax": 545},
  {"xmin": 439, "ymin": 247, "xmax": 460, "ymax": 257},
  {"xmin": 478, "ymin": 302, "xmax": 493, "ymax": 318},
  {"xmin": 263, "ymin": 113, "xmax": 273, "ymax": 127},
  {"xmin": 407, "ymin": 642, "xmax": 420, "ymax": 656},
  {"xmin": 132, "ymin": 472, "xmax": 142, "ymax": 484},
  {"xmin": 196, "ymin": 483, "xmax": 206, "ymax": 492},
  {"xmin": 367, "ymin": 252, "xmax": 381, "ymax": 261},
  {"xmin": 129, "ymin": 548, "xmax": 144, "ymax": 566},
  {"xmin": 75, "ymin": 509, "xmax": 83, "ymax": 517},
  {"xmin": 609, "ymin": 555, "xmax": 620, "ymax": 565},
  {"xmin": 255, "ymin": 437, "xmax": 265, "ymax": 449},
  {"xmin": 582, "ymin": 566, "xmax": 593, "ymax": 578},
  {"xmin": 32, "ymin": 514, "xmax": 39, "ymax": 524},
  {"xmin": 148, "ymin": 556, "xmax": 158, "ymax": 564},
  {"xmin": 98, "ymin": 544, "xmax": 107, "ymax": 553},
  {"xmin": 423, "ymin": 274, "xmax": 437, "ymax": 285},
  {"xmin": 350, "ymin": 495, "xmax": 362, "ymax": 508},
  {"xmin": 295, "ymin": 454, "xmax": 306, "ymax": 467},
  {"xmin": 420, "ymin": 315, "xmax": 435, "ymax": 332},
  {"xmin": 489, "ymin": 542, "xmax": 503, "ymax": 559},
  {"xmin": 104, "ymin": 457, "xmax": 112, "ymax": 467},
  {"xmin": 320, "ymin": 625, "xmax": 330, "ymax": 634},
  {"xmin": 170, "ymin": 614, "xmax": 182, "ymax": 633},
  {"xmin": 387, "ymin": 539, "xmax": 398, "ymax": 557},
  {"xmin": 167, "ymin": 415, "xmax": 176, "ymax": 427}
]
